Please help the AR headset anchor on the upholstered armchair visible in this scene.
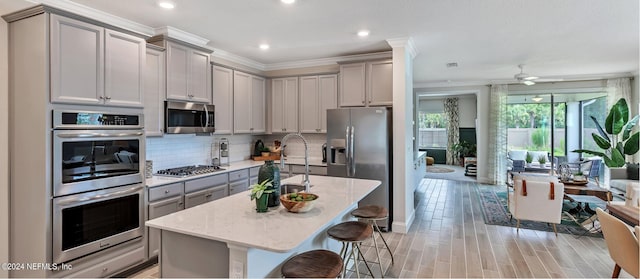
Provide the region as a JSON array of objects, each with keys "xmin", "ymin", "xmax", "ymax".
[
  {"xmin": 508, "ymin": 175, "xmax": 563, "ymax": 235},
  {"xmin": 507, "ymin": 150, "xmax": 527, "ymax": 172}
]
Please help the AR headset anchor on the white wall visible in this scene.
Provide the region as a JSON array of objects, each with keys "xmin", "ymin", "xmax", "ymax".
[
  {"xmin": 418, "ymin": 95, "xmax": 477, "ymax": 128},
  {"xmin": 0, "ymin": 16, "xmax": 9, "ymax": 278},
  {"xmin": 633, "ymin": 75, "xmax": 639, "ymax": 163}
]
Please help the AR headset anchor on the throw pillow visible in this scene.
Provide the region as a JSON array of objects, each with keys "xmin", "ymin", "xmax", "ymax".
[{"xmin": 627, "ymin": 163, "xmax": 639, "ymax": 180}]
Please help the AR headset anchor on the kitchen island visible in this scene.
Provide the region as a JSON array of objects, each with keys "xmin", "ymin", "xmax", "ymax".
[{"xmin": 145, "ymin": 175, "xmax": 380, "ymax": 278}]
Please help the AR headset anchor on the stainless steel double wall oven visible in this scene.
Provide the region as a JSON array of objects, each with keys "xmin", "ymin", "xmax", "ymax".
[{"xmin": 52, "ymin": 110, "xmax": 145, "ymax": 263}]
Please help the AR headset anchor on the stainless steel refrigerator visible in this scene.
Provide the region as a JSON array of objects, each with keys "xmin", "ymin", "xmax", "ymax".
[{"xmin": 326, "ymin": 107, "xmax": 392, "ymax": 230}]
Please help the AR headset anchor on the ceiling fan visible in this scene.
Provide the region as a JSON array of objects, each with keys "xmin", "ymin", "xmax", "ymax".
[{"xmin": 514, "ymin": 64, "xmax": 563, "ymax": 85}]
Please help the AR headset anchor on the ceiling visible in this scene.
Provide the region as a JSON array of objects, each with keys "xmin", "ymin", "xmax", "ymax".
[{"xmin": 1, "ymin": 0, "xmax": 638, "ymax": 87}]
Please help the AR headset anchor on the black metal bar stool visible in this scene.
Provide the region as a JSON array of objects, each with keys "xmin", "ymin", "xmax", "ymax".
[
  {"xmin": 351, "ymin": 205, "xmax": 394, "ymax": 277},
  {"xmin": 281, "ymin": 249, "xmax": 343, "ymax": 278},
  {"xmin": 327, "ymin": 221, "xmax": 374, "ymax": 278}
]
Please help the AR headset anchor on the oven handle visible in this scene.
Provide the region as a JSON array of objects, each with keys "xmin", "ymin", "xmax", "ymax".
[
  {"xmin": 57, "ymin": 185, "xmax": 143, "ymax": 206},
  {"xmin": 56, "ymin": 131, "xmax": 144, "ymax": 138}
]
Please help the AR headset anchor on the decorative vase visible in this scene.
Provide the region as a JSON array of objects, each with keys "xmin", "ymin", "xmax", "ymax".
[
  {"xmin": 259, "ymin": 160, "xmax": 281, "ymax": 207},
  {"xmin": 255, "ymin": 193, "xmax": 269, "ymax": 212}
]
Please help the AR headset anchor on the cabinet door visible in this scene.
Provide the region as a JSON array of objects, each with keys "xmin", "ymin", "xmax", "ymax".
[
  {"xmin": 229, "ymin": 180, "xmax": 249, "ymax": 196},
  {"xmin": 144, "ymin": 48, "xmax": 165, "ymax": 136},
  {"xmin": 338, "ymin": 63, "xmax": 366, "ymax": 107},
  {"xmin": 299, "ymin": 76, "xmax": 319, "ymax": 133},
  {"xmin": 271, "ymin": 77, "xmax": 297, "ymax": 133},
  {"xmin": 148, "ymin": 195, "xmax": 184, "ymax": 257},
  {"xmin": 185, "ymin": 188, "xmax": 210, "ymax": 209},
  {"xmin": 233, "ymin": 71, "xmax": 252, "ymax": 133},
  {"xmin": 209, "ymin": 184, "xmax": 228, "ymax": 201},
  {"xmin": 318, "ymin": 74, "xmax": 338, "ymax": 132},
  {"xmin": 251, "ymin": 76, "xmax": 266, "ymax": 133},
  {"xmin": 212, "ymin": 66, "xmax": 233, "ymax": 134},
  {"xmin": 367, "ymin": 60, "xmax": 393, "ymax": 106},
  {"xmin": 188, "ymin": 49, "xmax": 211, "ymax": 103},
  {"xmin": 166, "ymin": 42, "xmax": 189, "ymax": 100},
  {"xmin": 50, "ymin": 14, "xmax": 104, "ymax": 105},
  {"xmin": 104, "ymin": 29, "xmax": 145, "ymax": 107},
  {"xmin": 271, "ymin": 78, "xmax": 286, "ymax": 133}
]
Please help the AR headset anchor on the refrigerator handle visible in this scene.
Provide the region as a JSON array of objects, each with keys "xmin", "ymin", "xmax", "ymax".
[
  {"xmin": 350, "ymin": 125, "xmax": 355, "ymax": 176},
  {"xmin": 345, "ymin": 126, "xmax": 351, "ymax": 176}
]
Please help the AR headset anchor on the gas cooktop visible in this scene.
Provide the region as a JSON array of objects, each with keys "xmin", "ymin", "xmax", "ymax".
[{"xmin": 155, "ymin": 165, "xmax": 225, "ymax": 177}]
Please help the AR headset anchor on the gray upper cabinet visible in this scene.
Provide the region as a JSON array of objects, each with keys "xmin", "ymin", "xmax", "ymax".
[
  {"xmin": 233, "ymin": 71, "xmax": 266, "ymax": 134},
  {"xmin": 144, "ymin": 46, "xmax": 165, "ymax": 136},
  {"xmin": 211, "ymin": 65, "xmax": 234, "ymax": 134},
  {"xmin": 367, "ymin": 60, "xmax": 393, "ymax": 106},
  {"xmin": 50, "ymin": 14, "xmax": 144, "ymax": 108},
  {"xmin": 50, "ymin": 14, "xmax": 104, "ymax": 105},
  {"xmin": 271, "ymin": 77, "xmax": 298, "ymax": 133},
  {"xmin": 339, "ymin": 60, "xmax": 392, "ymax": 107},
  {"xmin": 299, "ymin": 75, "xmax": 337, "ymax": 133},
  {"xmin": 338, "ymin": 63, "xmax": 366, "ymax": 107},
  {"xmin": 104, "ymin": 29, "xmax": 145, "ymax": 107},
  {"xmin": 166, "ymin": 41, "xmax": 211, "ymax": 103}
]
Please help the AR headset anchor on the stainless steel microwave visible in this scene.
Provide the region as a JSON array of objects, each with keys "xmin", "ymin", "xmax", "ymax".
[{"xmin": 165, "ymin": 101, "xmax": 215, "ymax": 134}]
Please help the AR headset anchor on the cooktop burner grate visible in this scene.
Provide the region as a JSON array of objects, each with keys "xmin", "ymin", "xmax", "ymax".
[{"xmin": 155, "ymin": 165, "xmax": 225, "ymax": 177}]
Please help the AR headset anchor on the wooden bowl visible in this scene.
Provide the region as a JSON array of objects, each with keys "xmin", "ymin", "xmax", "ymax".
[{"xmin": 280, "ymin": 193, "xmax": 319, "ymax": 213}]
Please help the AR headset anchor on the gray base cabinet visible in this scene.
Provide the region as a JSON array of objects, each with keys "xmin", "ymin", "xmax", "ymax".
[{"xmin": 148, "ymin": 182, "xmax": 185, "ymax": 258}]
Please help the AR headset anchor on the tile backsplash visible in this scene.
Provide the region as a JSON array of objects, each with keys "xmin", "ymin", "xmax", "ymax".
[
  {"xmin": 262, "ymin": 134, "xmax": 327, "ymax": 160},
  {"xmin": 146, "ymin": 134, "xmax": 254, "ymax": 171},
  {"xmin": 146, "ymin": 133, "xmax": 327, "ymax": 172}
]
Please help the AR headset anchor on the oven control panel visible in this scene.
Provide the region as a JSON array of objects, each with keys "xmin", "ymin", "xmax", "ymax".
[{"xmin": 53, "ymin": 110, "xmax": 143, "ymax": 129}]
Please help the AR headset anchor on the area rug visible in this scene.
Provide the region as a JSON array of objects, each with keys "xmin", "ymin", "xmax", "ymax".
[
  {"xmin": 426, "ymin": 166, "xmax": 455, "ymax": 173},
  {"xmin": 476, "ymin": 185, "xmax": 603, "ymax": 237}
]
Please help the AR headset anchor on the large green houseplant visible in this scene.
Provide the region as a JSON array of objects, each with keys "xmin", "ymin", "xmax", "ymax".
[{"xmin": 573, "ymin": 98, "xmax": 639, "ymax": 167}]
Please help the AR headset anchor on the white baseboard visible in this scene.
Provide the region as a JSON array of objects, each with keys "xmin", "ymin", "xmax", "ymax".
[{"xmin": 391, "ymin": 209, "xmax": 415, "ymax": 234}]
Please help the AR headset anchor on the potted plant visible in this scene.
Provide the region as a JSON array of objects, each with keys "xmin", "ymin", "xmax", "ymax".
[
  {"xmin": 260, "ymin": 147, "xmax": 271, "ymax": 157},
  {"xmin": 451, "ymin": 140, "xmax": 477, "ymax": 166},
  {"xmin": 573, "ymin": 98, "xmax": 639, "ymax": 167},
  {"xmin": 250, "ymin": 179, "xmax": 273, "ymax": 212},
  {"xmin": 573, "ymin": 171, "xmax": 585, "ymax": 181},
  {"xmin": 525, "ymin": 152, "xmax": 533, "ymax": 167},
  {"xmin": 537, "ymin": 154, "xmax": 547, "ymax": 166}
]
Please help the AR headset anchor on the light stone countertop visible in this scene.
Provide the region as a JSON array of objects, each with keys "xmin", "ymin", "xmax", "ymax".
[
  {"xmin": 146, "ymin": 158, "xmax": 326, "ymax": 188},
  {"xmin": 145, "ymin": 175, "xmax": 380, "ymax": 252}
]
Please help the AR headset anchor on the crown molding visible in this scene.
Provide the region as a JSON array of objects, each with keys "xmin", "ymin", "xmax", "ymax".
[
  {"xmin": 211, "ymin": 48, "xmax": 267, "ymax": 71},
  {"xmin": 414, "ymin": 80, "xmax": 490, "ymax": 89},
  {"xmin": 26, "ymin": 0, "xmax": 153, "ymax": 36},
  {"xmin": 266, "ymin": 51, "xmax": 392, "ymax": 71},
  {"xmin": 153, "ymin": 26, "xmax": 210, "ymax": 47},
  {"xmin": 386, "ymin": 37, "xmax": 418, "ymax": 58}
]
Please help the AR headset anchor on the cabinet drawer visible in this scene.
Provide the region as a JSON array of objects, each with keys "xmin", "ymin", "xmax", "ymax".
[
  {"xmin": 185, "ymin": 173, "xmax": 228, "ymax": 193},
  {"xmin": 249, "ymin": 166, "xmax": 260, "ymax": 177},
  {"xmin": 229, "ymin": 169, "xmax": 249, "ymax": 182},
  {"xmin": 68, "ymin": 246, "xmax": 145, "ymax": 278},
  {"xmin": 291, "ymin": 165, "xmax": 327, "ymax": 175},
  {"xmin": 148, "ymin": 182, "xmax": 184, "ymax": 202}
]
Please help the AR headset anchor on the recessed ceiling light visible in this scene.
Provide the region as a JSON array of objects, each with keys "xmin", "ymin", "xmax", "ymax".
[
  {"xmin": 357, "ymin": 30, "xmax": 370, "ymax": 37},
  {"xmin": 259, "ymin": 44, "xmax": 270, "ymax": 50},
  {"xmin": 281, "ymin": 0, "xmax": 295, "ymax": 4},
  {"xmin": 158, "ymin": 1, "xmax": 175, "ymax": 9},
  {"xmin": 446, "ymin": 62, "xmax": 458, "ymax": 68}
]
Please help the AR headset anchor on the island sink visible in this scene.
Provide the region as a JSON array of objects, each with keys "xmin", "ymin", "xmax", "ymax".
[{"xmin": 280, "ymin": 183, "xmax": 309, "ymax": 194}]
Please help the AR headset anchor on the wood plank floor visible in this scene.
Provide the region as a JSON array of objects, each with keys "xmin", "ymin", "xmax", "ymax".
[{"xmin": 131, "ymin": 178, "xmax": 632, "ymax": 278}]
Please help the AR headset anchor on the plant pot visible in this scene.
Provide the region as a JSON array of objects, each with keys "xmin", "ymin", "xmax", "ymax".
[
  {"xmin": 255, "ymin": 193, "xmax": 270, "ymax": 212},
  {"xmin": 526, "ymin": 163, "xmax": 532, "ymax": 167},
  {"xmin": 261, "ymin": 152, "xmax": 270, "ymax": 157}
]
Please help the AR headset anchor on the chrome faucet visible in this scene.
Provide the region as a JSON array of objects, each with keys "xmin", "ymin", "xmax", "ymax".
[{"xmin": 280, "ymin": 133, "xmax": 311, "ymax": 193}]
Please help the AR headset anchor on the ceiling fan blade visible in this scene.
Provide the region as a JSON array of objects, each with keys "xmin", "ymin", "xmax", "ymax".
[
  {"xmin": 523, "ymin": 76, "xmax": 539, "ymax": 81},
  {"xmin": 522, "ymin": 80, "xmax": 536, "ymax": 86}
]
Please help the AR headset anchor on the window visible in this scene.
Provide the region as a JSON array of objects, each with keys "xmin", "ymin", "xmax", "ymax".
[
  {"xmin": 418, "ymin": 112, "xmax": 447, "ymax": 149},
  {"xmin": 581, "ymin": 96, "xmax": 607, "ymax": 153}
]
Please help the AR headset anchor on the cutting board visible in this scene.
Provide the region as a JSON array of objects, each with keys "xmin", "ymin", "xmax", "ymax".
[{"xmin": 253, "ymin": 154, "xmax": 281, "ymax": 161}]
